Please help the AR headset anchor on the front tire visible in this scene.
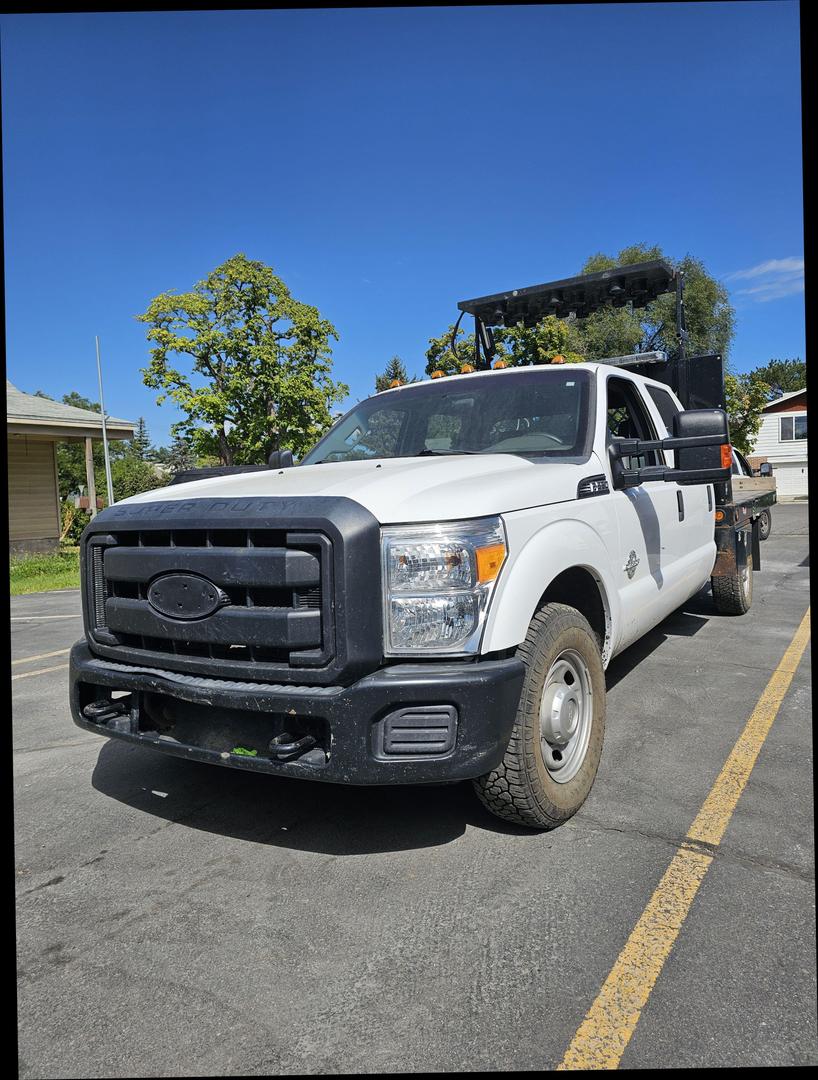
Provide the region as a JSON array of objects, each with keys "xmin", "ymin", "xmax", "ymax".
[{"xmin": 473, "ymin": 603, "xmax": 606, "ymax": 830}]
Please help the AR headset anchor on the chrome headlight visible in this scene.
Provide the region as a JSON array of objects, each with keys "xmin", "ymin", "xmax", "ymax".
[{"xmin": 381, "ymin": 517, "xmax": 507, "ymax": 656}]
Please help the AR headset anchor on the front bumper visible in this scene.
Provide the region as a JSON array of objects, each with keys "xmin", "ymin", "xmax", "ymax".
[{"xmin": 69, "ymin": 641, "xmax": 525, "ymax": 785}]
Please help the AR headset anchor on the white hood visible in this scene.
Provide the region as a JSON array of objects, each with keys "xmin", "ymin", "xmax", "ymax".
[{"xmin": 124, "ymin": 455, "xmax": 596, "ymax": 524}]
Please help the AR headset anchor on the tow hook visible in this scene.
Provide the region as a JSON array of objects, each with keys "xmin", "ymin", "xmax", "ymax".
[
  {"xmin": 82, "ymin": 697, "xmax": 134, "ymax": 732},
  {"xmin": 267, "ymin": 732, "xmax": 317, "ymax": 760},
  {"xmin": 83, "ymin": 698, "xmax": 130, "ymax": 723}
]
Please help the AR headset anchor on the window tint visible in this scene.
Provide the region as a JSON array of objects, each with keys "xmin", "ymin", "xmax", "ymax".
[
  {"xmin": 646, "ymin": 385, "xmax": 682, "ymax": 436},
  {"xmin": 606, "ymin": 378, "xmax": 664, "ymax": 469}
]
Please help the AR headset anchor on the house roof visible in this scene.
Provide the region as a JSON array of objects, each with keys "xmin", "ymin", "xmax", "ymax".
[
  {"xmin": 762, "ymin": 388, "xmax": 807, "ymax": 411},
  {"xmin": 6, "ymin": 381, "xmax": 135, "ymax": 439}
]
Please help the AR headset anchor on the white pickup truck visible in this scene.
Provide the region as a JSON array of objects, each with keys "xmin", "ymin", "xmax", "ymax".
[{"xmin": 70, "ymin": 262, "xmax": 773, "ymax": 829}]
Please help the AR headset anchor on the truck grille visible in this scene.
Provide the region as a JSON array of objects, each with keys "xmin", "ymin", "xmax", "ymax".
[{"xmin": 86, "ymin": 525, "xmax": 334, "ymax": 678}]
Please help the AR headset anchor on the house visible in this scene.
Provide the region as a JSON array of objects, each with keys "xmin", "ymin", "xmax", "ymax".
[
  {"xmin": 747, "ymin": 388, "xmax": 808, "ymax": 499},
  {"xmin": 6, "ymin": 381, "xmax": 135, "ymax": 555}
]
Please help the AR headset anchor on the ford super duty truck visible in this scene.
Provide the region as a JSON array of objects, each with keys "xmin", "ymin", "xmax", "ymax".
[{"xmin": 70, "ymin": 261, "xmax": 775, "ymax": 829}]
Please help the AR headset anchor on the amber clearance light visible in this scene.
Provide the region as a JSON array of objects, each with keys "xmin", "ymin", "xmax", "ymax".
[
  {"xmin": 720, "ymin": 443, "xmax": 732, "ymax": 469},
  {"xmin": 476, "ymin": 543, "xmax": 506, "ymax": 584}
]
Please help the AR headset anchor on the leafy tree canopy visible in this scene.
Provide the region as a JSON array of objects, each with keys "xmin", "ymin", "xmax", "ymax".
[
  {"xmin": 748, "ymin": 358, "xmax": 805, "ymax": 400},
  {"xmin": 573, "ymin": 244, "xmax": 735, "ymax": 363},
  {"xmin": 137, "ymin": 253, "xmax": 349, "ymax": 464},
  {"xmin": 724, "ymin": 371, "xmax": 771, "ymax": 456}
]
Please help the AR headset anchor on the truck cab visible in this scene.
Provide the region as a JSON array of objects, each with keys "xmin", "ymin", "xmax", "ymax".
[{"xmin": 70, "ymin": 262, "xmax": 770, "ymax": 829}]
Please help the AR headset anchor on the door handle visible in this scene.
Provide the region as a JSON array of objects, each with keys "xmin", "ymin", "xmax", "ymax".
[{"xmin": 677, "ymin": 490, "xmax": 685, "ymax": 521}]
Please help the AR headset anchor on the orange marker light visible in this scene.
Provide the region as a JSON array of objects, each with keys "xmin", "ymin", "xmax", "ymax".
[
  {"xmin": 431, "ymin": 370, "xmax": 445, "ymax": 379},
  {"xmin": 720, "ymin": 443, "xmax": 732, "ymax": 469},
  {"xmin": 389, "ymin": 379, "xmax": 402, "ymax": 388},
  {"xmin": 551, "ymin": 354, "xmax": 565, "ymax": 364},
  {"xmin": 460, "ymin": 363, "xmax": 475, "ymax": 374},
  {"xmin": 476, "ymin": 543, "xmax": 506, "ymax": 583},
  {"xmin": 493, "ymin": 359, "xmax": 507, "ymax": 369},
  {"xmin": 715, "ymin": 509, "xmax": 725, "ymax": 522}
]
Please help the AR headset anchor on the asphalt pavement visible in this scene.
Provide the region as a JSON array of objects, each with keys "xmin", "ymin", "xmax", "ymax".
[{"xmin": 13, "ymin": 503, "xmax": 814, "ymax": 1075}]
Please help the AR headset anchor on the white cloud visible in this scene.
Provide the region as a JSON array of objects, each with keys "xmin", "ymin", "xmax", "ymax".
[{"xmin": 724, "ymin": 256, "xmax": 804, "ymax": 302}]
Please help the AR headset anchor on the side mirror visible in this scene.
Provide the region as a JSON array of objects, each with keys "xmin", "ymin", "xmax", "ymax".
[
  {"xmin": 268, "ymin": 449, "xmax": 294, "ymax": 470},
  {"xmin": 609, "ymin": 407, "xmax": 731, "ymax": 488},
  {"xmin": 759, "ymin": 462, "xmax": 773, "ymax": 477},
  {"xmin": 671, "ymin": 409, "xmax": 730, "ymax": 484}
]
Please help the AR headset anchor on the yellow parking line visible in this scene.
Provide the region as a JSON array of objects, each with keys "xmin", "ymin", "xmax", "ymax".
[
  {"xmin": 12, "ymin": 663, "xmax": 70, "ymax": 682},
  {"xmin": 12, "ymin": 648, "xmax": 71, "ymax": 666},
  {"xmin": 558, "ymin": 607, "xmax": 811, "ymax": 1071}
]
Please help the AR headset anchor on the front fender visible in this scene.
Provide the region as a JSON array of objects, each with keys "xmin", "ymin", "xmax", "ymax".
[{"xmin": 481, "ymin": 509, "xmax": 622, "ymax": 663}]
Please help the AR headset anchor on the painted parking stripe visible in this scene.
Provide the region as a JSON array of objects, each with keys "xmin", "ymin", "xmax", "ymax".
[
  {"xmin": 12, "ymin": 648, "xmax": 71, "ymax": 666},
  {"xmin": 557, "ymin": 607, "xmax": 811, "ymax": 1071},
  {"xmin": 10, "ymin": 614, "xmax": 82, "ymax": 621},
  {"xmin": 12, "ymin": 664, "xmax": 70, "ymax": 682}
]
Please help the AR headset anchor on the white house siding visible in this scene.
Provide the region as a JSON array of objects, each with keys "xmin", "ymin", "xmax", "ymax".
[
  {"xmin": 752, "ymin": 412, "xmax": 808, "ymax": 461},
  {"xmin": 749, "ymin": 405, "xmax": 808, "ymax": 498}
]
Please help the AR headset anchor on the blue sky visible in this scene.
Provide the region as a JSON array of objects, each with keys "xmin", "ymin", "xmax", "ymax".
[{"xmin": 2, "ymin": 4, "xmax": 804, "ymax": 446}]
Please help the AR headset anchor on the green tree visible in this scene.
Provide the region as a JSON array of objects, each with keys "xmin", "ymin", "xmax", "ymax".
[
  {"xmin": 723, "ymin": 371, "xmax": 771, "ymax": 456},
  {"xmin": 748, "ymin": 358, "xmax": 806, "ymax": 399},
  {"xmin": 425, "ymin": 323, "xmax": 486, "ymax": 376},
  {"xmin": 130, "ymin": 417, "xmax": 152, "ymax": 460},
  {"xmin": 110, "ymin": 456, "xmax": 166, "ymax": 501},
  {"xmin": 137, "ymin": 253, "xmax": 349, "ymax": 464},
  {"xmin": 572, "ymin": 244, "xmax": 735, "ymax": 363},
  {"xmin": 375, "ymin": 356, "xmax": 419, "ymax": 392},
  {"xmin": 496, "ymin": 315, "xmax": 584, "ymax": 366}
]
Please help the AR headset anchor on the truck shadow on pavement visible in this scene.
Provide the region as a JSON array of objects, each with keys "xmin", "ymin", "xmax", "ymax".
[
  {"xmin": 605, "ymin": 586, "xmax": 712, "ymax": 690},
  {"xmin": 89, "ymin": 586, "xmax": 716, "ymax": 856},
  {"xmin": 90, "ymin": 740, "xmax": 531, "ymax": 855}
]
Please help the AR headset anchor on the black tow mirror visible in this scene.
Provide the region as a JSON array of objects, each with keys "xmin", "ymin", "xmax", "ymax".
[
  {"xmin": 610, "ymin": 408, "xmax": 731, "ymax": 488},
  {"xmin": 268, "ymin": 449, "xmax": 294, "ymax": 470}
]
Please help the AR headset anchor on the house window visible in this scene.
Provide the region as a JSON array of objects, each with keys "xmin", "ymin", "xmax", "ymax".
[{"xmin": 780, "ymin": 414, "xmax": 808, "ymax": 441}]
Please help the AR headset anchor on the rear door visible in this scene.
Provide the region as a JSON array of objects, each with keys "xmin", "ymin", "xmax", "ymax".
[{"xmin": 604, "ymin": 375, "xmax": 690, "ymax": 648}]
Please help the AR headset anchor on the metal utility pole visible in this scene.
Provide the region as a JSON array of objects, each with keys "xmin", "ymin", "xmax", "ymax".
[{"xmin": 95, "ymin": 335, "xmax": 115, "ymax": 506}]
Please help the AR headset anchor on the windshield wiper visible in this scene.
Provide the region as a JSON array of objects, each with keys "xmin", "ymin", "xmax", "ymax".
[{"xmin": 415, "ymin": 448, "xmax": 483, "ymax": 456}]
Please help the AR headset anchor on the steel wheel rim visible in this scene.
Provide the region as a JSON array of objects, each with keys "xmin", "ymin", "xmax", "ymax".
[{"xmin": 539, "ymin": 649, "xmax": 593, "ymax": 784}]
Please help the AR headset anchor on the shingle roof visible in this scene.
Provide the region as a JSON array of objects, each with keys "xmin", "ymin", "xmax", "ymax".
[
  {"xmin": 762, "ymin": 388, "xmax": 807, "ymax": 411},
  {"xmin": 6, "ymin": 381, "xmax": 134, "ymax": 433}
]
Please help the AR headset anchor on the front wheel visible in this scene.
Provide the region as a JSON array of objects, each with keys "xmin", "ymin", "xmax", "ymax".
[{"xmin": 473, "ymin": 603, "xmax": 606, "ymax": 830}]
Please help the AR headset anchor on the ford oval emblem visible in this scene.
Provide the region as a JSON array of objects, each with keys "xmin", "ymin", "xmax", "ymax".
[{"xmin": 147, "ymin": 573, "xmax": 227, "ymax": 620}]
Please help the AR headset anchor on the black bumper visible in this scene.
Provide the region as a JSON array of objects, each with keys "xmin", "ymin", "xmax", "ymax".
[{"xmin": 69, "ymin": 641, "xmax": 525, "ymax": 785}]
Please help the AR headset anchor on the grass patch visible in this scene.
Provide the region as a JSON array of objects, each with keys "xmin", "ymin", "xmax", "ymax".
[{"xmin": 10, "ymin": 546, "xmax": 81, "ymax": 594}]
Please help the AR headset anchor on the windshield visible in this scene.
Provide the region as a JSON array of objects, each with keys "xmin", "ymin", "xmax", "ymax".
[{"xmin": 301, "ymin": 368, "xmax": 593, "ymax": 465}]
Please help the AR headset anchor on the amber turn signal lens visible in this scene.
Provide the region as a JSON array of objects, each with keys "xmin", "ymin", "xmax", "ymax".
[
  {"xmin": 431, "ymin": 370, "xmax": 444, "ymax": 379},
  {"xmin": 460, "ymin": 363, "xmax": 475, "ymax": 374},
  {"xmin": 389, "ymin": 379, "xmax": 402, "ymax": 388},
  {"xmin": 476, "ymin": 543, "xmax": 506, "ymax": 583},
  {"xmin": 551, "ymin": 354, "xmax": 565, "ymax": 364},
  {"xmin": 715, "ymin": 509, "xmax": 725, "ymax": 522},
  {"xmin": 720, "ymin": 444, "xmax": 732, "ymax": 469},
  {"xmin": 492, "ymin": 359, "xmax": 507, "ymax": 369}
]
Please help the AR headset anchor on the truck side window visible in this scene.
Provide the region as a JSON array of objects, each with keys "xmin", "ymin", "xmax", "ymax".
[
  {"xmin": 606, "ymin": 378, "xmax": 664, "ymax": 469},
  {"xmin": 645, "ymin": 385, "xmax": 682, "ymax": 437}
]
